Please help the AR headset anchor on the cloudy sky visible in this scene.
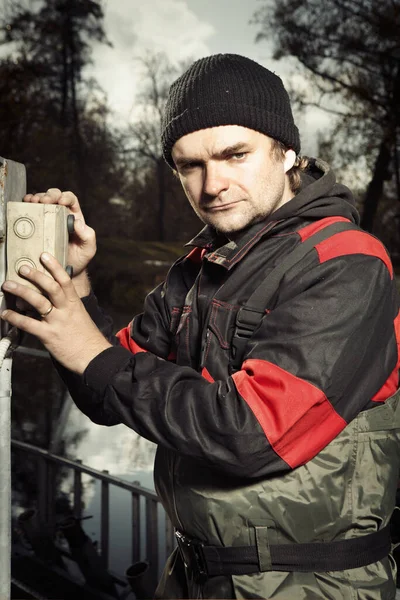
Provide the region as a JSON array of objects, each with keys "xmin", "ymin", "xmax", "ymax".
[
  {"xmin": 91, "ymin": 0, "xmax": 330, "ymax": 155},
  {"xmin": 92, "ymin": 0, "xmax": 264, "ymax": 118},
  {"xmin": 0, "ymin": 0, "xmax": 331, "ymax": 155}
]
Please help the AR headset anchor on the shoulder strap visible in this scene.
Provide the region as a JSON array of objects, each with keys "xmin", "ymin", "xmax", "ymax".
[{"xmin": 230, "ymin": 220, "xmax": 357, "ymax": 373}]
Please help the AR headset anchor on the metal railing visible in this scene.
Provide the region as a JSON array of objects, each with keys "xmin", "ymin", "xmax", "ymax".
[{"xmin": 11, "ymin": 438, "xmax": 175, "ymax": 582}]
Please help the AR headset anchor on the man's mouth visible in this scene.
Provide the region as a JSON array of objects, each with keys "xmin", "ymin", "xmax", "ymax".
[{"xmin": 205, "ymin": 200, "xmax": 242, "ymax": 212}]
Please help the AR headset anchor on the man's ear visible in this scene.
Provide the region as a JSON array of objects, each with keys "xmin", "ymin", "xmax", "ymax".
[{"xmin": 283, "ymin": 149, "xmax": 296, "ymax": 173}]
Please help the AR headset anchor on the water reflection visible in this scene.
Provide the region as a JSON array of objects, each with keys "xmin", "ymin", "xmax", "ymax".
[
  {"xmin": 65, "ymin": 400, "xmax": 157, "ymax": 486},
  {"xmin": 11, "ymin": 339, "xmax": 161, "ymax": 583},
  {"xmin": 62, "ymin": 401, "xmax": 162, "ymax": 575}
]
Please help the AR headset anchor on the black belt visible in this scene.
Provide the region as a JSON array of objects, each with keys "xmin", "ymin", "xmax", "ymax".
[{"xmin": 175, "ymin": 526, "xmax": 391, "ymax": 583}]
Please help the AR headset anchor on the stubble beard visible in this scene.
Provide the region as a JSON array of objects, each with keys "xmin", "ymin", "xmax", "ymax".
[
  {"xmin": 189, "ymin": 168, "xmax": 287, "ymax": 237},
  {"xmin": 211, "ymin": 183, "xmax": 286, "ymax": 238}
]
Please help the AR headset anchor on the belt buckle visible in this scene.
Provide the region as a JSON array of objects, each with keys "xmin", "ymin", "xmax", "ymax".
[{"xmin": 175, "ymin": 530, "xmax": 208, "ymax": 584}]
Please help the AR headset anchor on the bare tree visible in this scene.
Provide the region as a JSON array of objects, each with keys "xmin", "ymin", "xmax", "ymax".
[
  {"xmin": 1, "ymin": 0, "xmax": 112, "ymax": 220},
  {"xmin": 253, "ymin": 0, "xmax": 400, "ymax": 232},
  {"xmin": 124, "ymin": 51, "xmax": 195, "ymax": 242}
]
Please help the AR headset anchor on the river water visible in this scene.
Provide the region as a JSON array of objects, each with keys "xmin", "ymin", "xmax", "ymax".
[{"xmin": 11, "ymin": 344, "xmax": 166, "ymax": 581}]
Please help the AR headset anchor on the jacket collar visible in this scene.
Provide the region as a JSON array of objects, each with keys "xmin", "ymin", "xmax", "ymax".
[
  {"xmin": 185, "ymin": 219, "xmax": 282, "ymax": 270},
  {"xmin": 184, "ymin": 158, "xmax": 359, "ymax": 270}
]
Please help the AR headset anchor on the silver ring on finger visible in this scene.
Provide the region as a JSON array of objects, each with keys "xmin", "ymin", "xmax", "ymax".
[{"xmin": 40, "ymin": 304, "xmax": 53, "ymax": 319}]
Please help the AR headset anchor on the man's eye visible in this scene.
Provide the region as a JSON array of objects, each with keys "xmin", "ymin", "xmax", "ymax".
[
  {"xmin": 181, "ymin": 161, "xmax": 200, "ymax": 172},
  {"xmin": 230, "ymin": 152, "xmax": 246, "ymax": 160}
]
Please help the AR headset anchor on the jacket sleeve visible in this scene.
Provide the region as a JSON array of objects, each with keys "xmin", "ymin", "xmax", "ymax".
[
  {"xmin": 55, "ymin": 281, "xmax": 173, "ymax": 425},
  {"xmin": 78, "ymin": 245, "xmax": 400, "ymax": 479},
  {"xmin": 232, "ymin": 251, "xmax": 400, "ymax": 474}
]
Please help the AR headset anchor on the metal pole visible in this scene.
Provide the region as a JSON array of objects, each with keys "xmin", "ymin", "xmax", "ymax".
[
  {"xmin": 0, "ymin": 156, "xmax": 26, "ymax": 600},
  {"xmin": 0, "ymin": 356, "xmax": 12, "ymax": 599},
  {"xmin": 101, "ymin": 471, "xmax": 110, "ymax": 569}
]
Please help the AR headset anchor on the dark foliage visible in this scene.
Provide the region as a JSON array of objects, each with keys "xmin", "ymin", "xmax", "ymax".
[{"xmin": 254, "ymin": 0, "xmax": 400, "ymax": 240}]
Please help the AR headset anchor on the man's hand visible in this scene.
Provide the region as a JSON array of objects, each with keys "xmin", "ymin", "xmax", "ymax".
[
  {"xmin": 24, "ymin": 189, "xmax": 96, "ymax": 297},
  {"xmin": 1, "ymin": 252, "xmax": 111, "ymax": 373}
]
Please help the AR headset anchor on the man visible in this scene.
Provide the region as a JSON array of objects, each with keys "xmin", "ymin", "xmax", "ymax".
[{"xmin": 2, "ymin": 54, "xmax": 400, "ymax": 599}]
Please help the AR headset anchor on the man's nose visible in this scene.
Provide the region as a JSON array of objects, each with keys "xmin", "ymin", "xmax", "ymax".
[{"xmin": 203, "ymin": 163, "xmax": 229, "ymax": 197}]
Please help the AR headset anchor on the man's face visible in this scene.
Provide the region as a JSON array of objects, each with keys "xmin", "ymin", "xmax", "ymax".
[{"xmin": 172, "ymin": 125, "xmax": 295, "ymax": 237}]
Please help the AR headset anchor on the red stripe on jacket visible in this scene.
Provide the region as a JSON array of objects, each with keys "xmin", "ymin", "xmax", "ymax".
[
  {"xmin": 372, "ymin": 310, "xmax": 400, "ymax": 402},
  {"xmin": 298, "ymin": 217, "xmax": 393, "ymax": 278},
  {"xmin": 116, "ymin": 325, "xmax": 147, "ymax": 354},
  {"xmin": 201, "ymin": 367, "xmax": 214, "ymax": 382},
  {"xmin": 297, "ymin": 216, "xmax": 351, "ymax": 242},
  {"xmin": 186, "ymin": 247, "xmax": 207, "ymax": 263},
  {"xmin": 316, "ymin": 230, "xmax": 393, "ymax": 279},
  {"xmin": 232, "ymin": 359, "xmax": 346, "ymax": 468}
]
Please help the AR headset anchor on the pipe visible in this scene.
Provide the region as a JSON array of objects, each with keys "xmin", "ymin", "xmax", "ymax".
[
  {"xmin": 0, "ymin": 355, "xmax": 12, "ymax": 599},
  {"xmin": 0, "ymin": 156, "xmax": 26, "ymax": 599},
  {"xmin": 0, "ymin": 327, "xmax": 20, "ymax": 599},
  {"xmin": 59, "ymin": 516, "xmax": 118, "ymax": 597},
  {"xmin": 0, "ymin": 336, "xmax": 12, "ymax": 368},
  {"xmin": 125, "ymin": 561, "xmax": 157, "ymax": 599}
]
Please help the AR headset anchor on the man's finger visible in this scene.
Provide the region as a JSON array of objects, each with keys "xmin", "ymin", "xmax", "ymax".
[
  {"xmin": 2, "ymin": 278, "xmax": 57, "ymax": 313},
  {"xmin": 14, "ymin": 256, "xmax": 75, "ymax": 305},
  {"xmin": 1, "ymin": 309, "xmax": 47, "ymax": 338},
  {"xmin": 23, "ymin": 192, "xmax": 47, "ymax": 203},
  {"xmin": 23, "ymin": 189, "xmax": 83, "ymax": 215},
  {"xmin": 40, "ymin": 253, "xmax": 75, "ymax": 285},
  {"xmin": 55, "ymin": 191, "xmax": 82, "ymax": 214},
  {"xmin": 39, "ymin": 254, "xmax": 79, "ymax": 301},
  {"xmin": 38, "ymin": 193, "xmax": 61, "ymax": 204},
  {"xmin": 24, "ymin": 189, "xmax": 62, "ymax": 204},
  {"xmin": 73, "ymin": 219, "xmax": 96, "ymax": 245},
  {"xmin": 46, "ymin": 188, "xmax": 63, "ymax": 197}
]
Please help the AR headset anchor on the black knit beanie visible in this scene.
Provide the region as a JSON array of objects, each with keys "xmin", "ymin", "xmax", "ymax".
[{"xmin": 162, "ymin": 53, "xmax": 300, "ymax": 169}]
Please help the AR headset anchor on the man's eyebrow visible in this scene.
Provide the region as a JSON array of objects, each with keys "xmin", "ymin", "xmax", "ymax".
[
  {"xmin": 174, "ymin": 155, "xmax": 200, "ymax": 168},
  {"xmin": 175, "ymin": 143, "xmax": 250, "ymax": 167},
  {"xmin": 219, "ymin": 142, "xmax": 249, "ymax": 157}
]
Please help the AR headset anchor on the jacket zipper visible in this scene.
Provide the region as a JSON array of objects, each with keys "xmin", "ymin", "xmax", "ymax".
[
  {"xmin": 199, "ymin": 329, "xmax": 210, "ymax": 370},
  {"xmin": 170, "ymin": 452, "xmax": 185, "ymax": 532}
]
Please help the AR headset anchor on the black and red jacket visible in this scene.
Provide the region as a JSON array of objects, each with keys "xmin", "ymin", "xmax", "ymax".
[{"xmin": 62, "ymin": 158, "xmax": 400, "ymax": 480}]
